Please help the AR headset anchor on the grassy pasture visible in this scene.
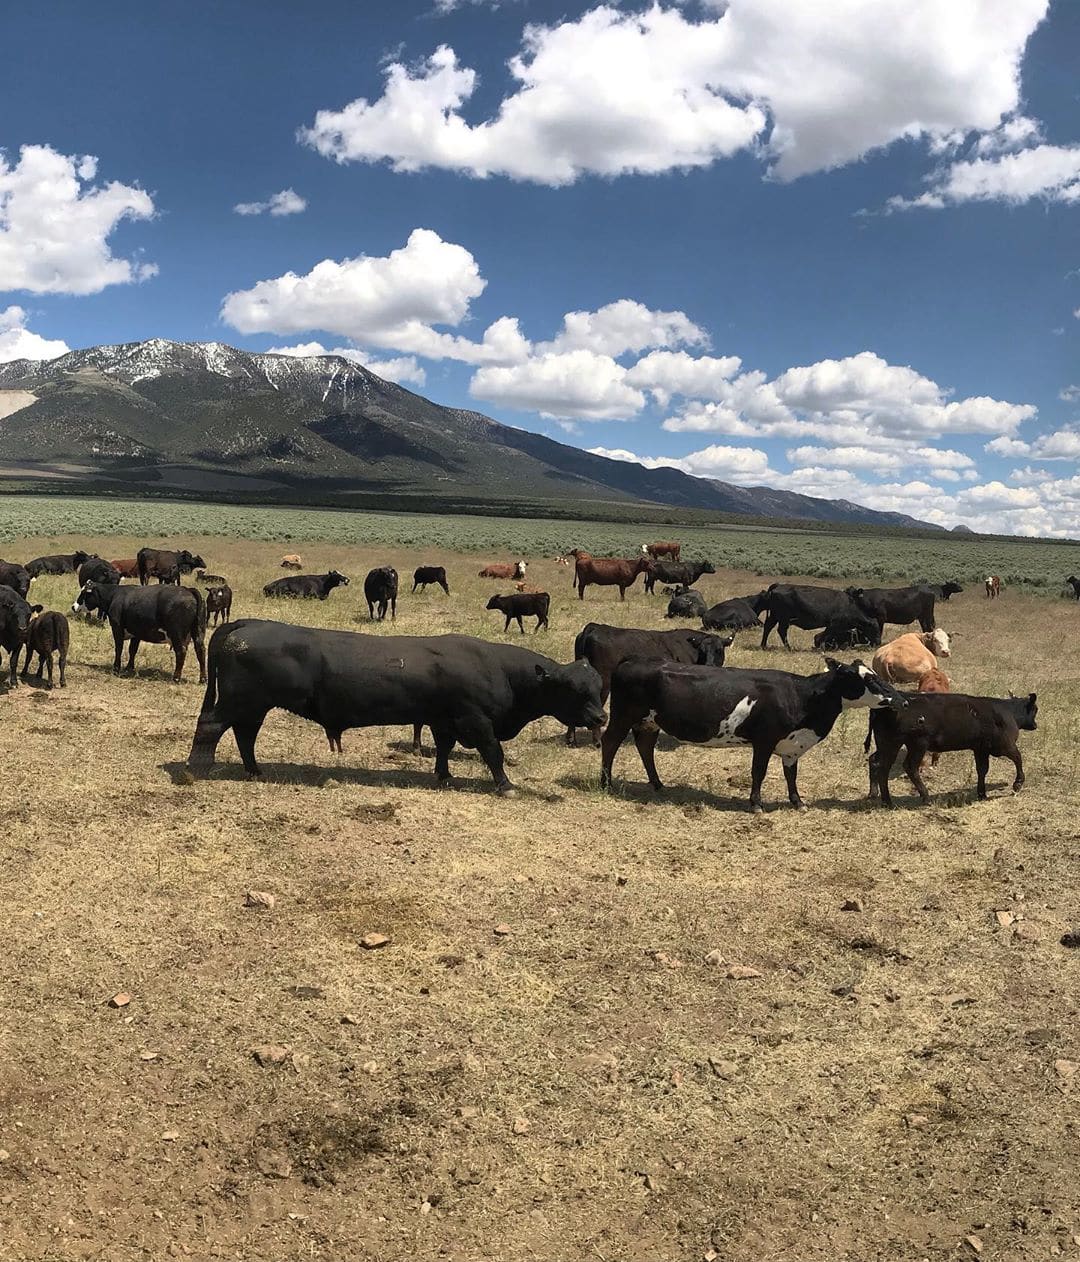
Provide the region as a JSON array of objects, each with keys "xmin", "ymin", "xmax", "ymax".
[{"xmin": 1, "ymin": 509, "xmax": 1079, "ymax": 1261}]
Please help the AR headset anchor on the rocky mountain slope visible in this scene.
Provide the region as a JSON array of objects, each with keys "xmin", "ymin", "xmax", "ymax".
[{"xmin": 0, "ymin": 339, "xmax": 934, "ymax": 528}]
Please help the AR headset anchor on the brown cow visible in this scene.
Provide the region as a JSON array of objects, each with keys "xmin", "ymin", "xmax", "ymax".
[
  {"xmin": 110, "ymin": 559, "xmax": 140, "ymax": 579},
  {"xmin": 479, "ymin": 560, "xmax": 527, "ymax": 580},
  {"xmin": 575, "ymin": 555, "xmax": 650, "ymax": 601},
  {"xmin": 515, "ymin": 581, "xmax": 543, "ymax": 593},
  {"xmin": 642, "ymin": 541, "xmax": 681, "ymax": 561},
  {"xmin": 918, "ymin": 667, "xmax": 951, "ymax": 768},
  {"xmin": 281, "ymin": 554, "xmax": 303, "ymax": 569},
  {"xmin": 985, "ymin": 575, "xmax": 1001, "ymax": 599},
  {"xmin": 21, "ymin": 611, "xmax": 69, "ymax": 688}
]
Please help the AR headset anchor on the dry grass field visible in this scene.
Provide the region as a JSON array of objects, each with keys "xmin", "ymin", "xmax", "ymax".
[{"xmin": 2, "ymin": 528, "xmax": 1080, "ymax": 1262}]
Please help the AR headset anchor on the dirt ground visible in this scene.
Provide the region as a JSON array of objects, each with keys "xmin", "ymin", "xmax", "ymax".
[{"xmin": 2, "ymin": 535, "xmax": 1079, "ymax": 1262}]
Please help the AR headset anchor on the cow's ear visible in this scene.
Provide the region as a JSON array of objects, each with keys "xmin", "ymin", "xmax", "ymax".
[
  {"xmin": 31, "ymin": 604, "xmax": 43, "ymax": 614},
  {"xmin": 723, "ymin": 633, "xmax": 735, "ymax": 647},
  {"xmin": 535, "ymin": 664, "xmax": 549, "ymax": 681},
  {"xmin": 824, "ymin": 656, "xmax": 840, "ymax": 671},
  {"xmin": 1029, "ymin": 692, "xmax": 1037, "ymax": 704}
]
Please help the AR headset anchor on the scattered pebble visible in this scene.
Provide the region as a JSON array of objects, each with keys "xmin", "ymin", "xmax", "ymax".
[
  {"xmin": 994, "ymin": 909, "xmax": 1015, "ymax": 928},
  {"xmin": 726, "ymin": 964, "xmax": 763, "ymax": 980},
  {"xmin": 139, "ymin": 1050, "xmax": 160, "ymax": 1062},
  {"xmin": 108, "ymin": 993, "xmax": 131, "ymax": 1009},
  {"xmin": 904, "ymin": 1113, "xmax": 930, "ymax": 1128},
  {"xmin": 511, "ymin": 1116, "xmax": 530, "ymax": 1135},
  {"xmin": 708, "ymin": 1057, "xmax": 737, "ymax": 1080},
  {"xmin": 457, "ymin": 1105, "xmax": 480, "ymax": 1119},
  {"xmin": 255, "ymin": 1147, "xmax": 292, "ymax": 1179},
  {"xmin": 703, "ymin": 949, "xmax": 726, "ymax": 967},
  {"xmin": 493, "ymin": 924, "xmax": 512, "ymax": 937},
  {"xmin": 360, "ymin": 933, "xmax": 391, "ymax": 950},
  {"xmin": 1061, "ymin": 931, "xmax": 1080, "ymax": 949},
  {"xmin": 1054, "ymin": 1059, "xmax": 1076, "ymax": 1079},
  {"xmin": 340, "ymin": 1013, "xmax": 360, "ymax": 1026},
  {"xmin": 244, "ymin": 890, "xmax": 276, "ymax": 911},
  {"xmin": 965, "ymin": 1234, "xmax": 983, "ymax": 1254},
  {"xmin": 161, "ymin": 1131, "xmax": 179, "ymax": 1143},
  {"xmin": 840, "ymin": 899, "xmax": 864, "ymax": 913},
  {"xmin": 251, "ymin": 1044, "xmax": 290, "ymax": 1067}
]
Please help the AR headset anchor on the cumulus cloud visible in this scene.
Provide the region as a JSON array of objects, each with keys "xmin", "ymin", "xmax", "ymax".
[
  {"xmin": 221, "ymin": 228, "xmax": 486, "ymax": 350},
  {"xmin": 472, "ymin": 350, "xmax": 645, "ymax": 419},
  {"xmin": 0, "ymin": 145, "xmax": 156, "ymax": 295},
  {"xmin": 234, "ymin": 188, "xmax": 307, "ymax": 216},
  {"xmin": 264, "ymin": 340, "xmax": 426, "ymax": 386},
  {"xmin": 589, "ymin": 442, "xmax": 773, "ymax": 484},
  {"xmin": 986, "ymin": 427, "xmax": 1080, "ymax": 460},
  {"xmin": 625, "ymin": 350, "xmax": 742, "ymax": 407},
  {"xmin": 890, "ymin": 141, "xmax": 1080, "ymax": 210},
  {"xmin": 0, "ymin": 306, "xmax": 70, "ymax": 362},
  {"xmin": 301, "ymin": 1, "xmax": 1046, "ymax": 185}
]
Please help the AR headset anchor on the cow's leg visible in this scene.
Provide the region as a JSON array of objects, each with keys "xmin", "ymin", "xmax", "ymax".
[
  {"xmin": 44, "ymin": 652, "xmax": 54, "ymax": 688},
  {"xmin": 974, "ymin": 749, "xmax": 991, "ymax": 799},
  {"xmin": 192, "ymin": 630, "xmax": 206, "ymax": 685},
  {"xmin": 904, "ymin": 744, "xmax": 931, "ymax": 804},
  {"xmin": 390, "ymin": 597, "xmax": 396, "ymax": 620},
  {"xmin": 440, "ymin": 580, "xmax": 449, "ymax": 596},
  {"xmin": 432, "ymin": 727, "xmax": 456, "ymax": 783},
  {"xmin": 126, "ymin": 638, "xmax": 141, "ymax": 675},
  {"xmin": 412, "ymin": 580, "xmax": 419, "ymax": 593},
  {"xmin": 618, "ymin": 585, "xmax": 627, "ymax": 601},
  {"xmin": 760, "ymin": 614, "xmax": 777, "ymax": 649},
  {"xmin": 748, "ymin": 743, "xmax": 772, "ymax": 813},
  {"xmin": 599, "ymin": 712, "xmax": 635, "ymax": 787},
  {"xmin": 476, "ymin": 731, "xmax": 514, "ymax": 796},
  {"xmin": 778, "ymin": 622, "xmax": 793, "ymax": 650},
  {"xmin": 412, "ymin": 723, "xmax": 424, "ymax": 756},
  {"xmin": 188, "ymin": 707, "xmax": 236, "ymax": 775},
  {"xmin": 170, "ymin": 637, "xmax": 187, "ymax": 683},
  {"xmin": 503, "ymin": 615, "xmax": 512, "ymax": 632},
  {"xmin": 781, "ymin": 757, "xmax": 805, "ymax": 810},
  {"xmin": 111, "ymin": 624, "xmax": 125, "ymax": 674},
  {"xmin": 577, "ymin": 581, "xmax": 586, "ymax": 601},
  {"xmin": 515, "ymin": 615, "xmax": 525, "ymax": 634},
  {"xmin": 19, "ymin": 652, "xmax": 31, "ymax": 682},
  {"xmin": 232, "ymin": 719, "xmax": 264, "ymax": 777},
  {"xmin": 631, "ymin": 723, "xmax": 663, "ymax": 792},
  {"xmin": 1006, "ymin": 744, "xmax": 1024, "ymax": 794},
  {"xmin": 565, "ymin": 725, "xmax": 577, "ymax": 747}
]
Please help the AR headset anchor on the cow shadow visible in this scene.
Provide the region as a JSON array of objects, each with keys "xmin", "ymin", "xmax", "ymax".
[{"xmin": 81, "ymin": 662, "xmax": 200, "ymax": 685}]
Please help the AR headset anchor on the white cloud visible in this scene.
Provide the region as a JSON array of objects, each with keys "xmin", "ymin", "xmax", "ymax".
[
  {"xmin": 301, "ymin": 1, "xmax": 1046, "ymax": 185},
  {"xmin": 264, "ymin": 341, "xmax": 426, "ymax": 386},
  {"xmin": 785, "ymin": 443, "xmax": 975, "ymax": 475},
  {"xmin": 234, "ymin": 188, "xmax": 307, "ymax": 217},
  {"xmin": 973, "ymin": 114, "xmax": 1043, "ymax": 156},
  {"xmin": 0, "ymin": 306, "xmax": 69, "ymax": 362},
  {"xmin": 472, "ymin": 350, "xmax": 644, "ymax": 419},
  {"xmin": 542, "ymin": 300, "xmax": 706, "ymax": 356},
  {"xmin": 1059, "ymin": 385, "xmax": 1080, "ymax": 403},
  {"xmin": 589, "ymin": 442, "xmax": 773, "ymax": 484},
  {"xmin": 221, "ymin": 228, "xmax": 486, "ymax": 349},
  {"xmin": 625, "ymin": 349, "xmax": 742, "ymax": 407},
  {"xmin": 987, "ymin": 427, "xmax": 1080, "ymax": 461},
  {"xmin": 0, "ymin": 145, "xmax": 156, "ymax": 295},
  {"xmin": 891, "ymin": 141, "xmax": 1080, "ymax": 210}
]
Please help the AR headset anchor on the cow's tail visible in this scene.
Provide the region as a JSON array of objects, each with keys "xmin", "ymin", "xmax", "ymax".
[
  {"xmin": 863, "ymin": 711, "xmax": 875, "ymax": 755},
  {"xmin": 192, "ymin": 583, "xmax": 208, "ymax": 645}
]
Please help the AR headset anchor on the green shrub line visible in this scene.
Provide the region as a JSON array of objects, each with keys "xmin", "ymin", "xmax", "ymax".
[{"xmin": 3, "ymin": 493, "xmax": 1080, "ymax": 594}]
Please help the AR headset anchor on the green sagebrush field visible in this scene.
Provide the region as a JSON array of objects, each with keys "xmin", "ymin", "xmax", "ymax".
[{"xmin": 2, "ymin": 492, "xmax": 1080, "ymax": 593}]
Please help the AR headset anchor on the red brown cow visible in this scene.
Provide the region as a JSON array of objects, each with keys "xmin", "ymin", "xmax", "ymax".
[
  {"xmin": 479, "ymin": 560, "xmax": 527, "ymax": 580},
  {"xmin": 642, "ymin": 541, "xmax": 681, "ymax": 561},
  {"xmin": 575, "ymin": 555, "xmax": 650, "ymax": 601},
  {"xmin": 985, "ymin": 575, "xmax": 1001, "ymax": 599},
  {"xmin": 110, "ymin": 559, "xmax": 140, "ymax": 579},
  {"xmin": 918, "ymin": 667, "xmax": 951, "ymax": 768}
]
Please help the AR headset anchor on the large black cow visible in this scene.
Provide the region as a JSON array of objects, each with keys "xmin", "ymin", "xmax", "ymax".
[
  {"xmin": 26, "ymin": 551, "xmax": 91, "ymax": 578},
  {"xmin": 759, "ymin": 584, "xmax": 866, "ymax": 650},
  {"xmin": 916, "ymin": 580, "xmax": 963, "ymax": 602},
  {"xmin": 137, "ymin": 547, "xmax": 206, "ymax": 585},
  {"xmin": 0, "ymin": 560, "xmax": 32, "ymax": 599},
  {"xmin": 0, "ymin": 587, "xmax": 43, "ymax": 686},
  {"xmin": 73, "ymin": 581, "xmax": 207, "ymax": 683},
  {"xmin": 813, "ymin": 610, "xmax": 882, "ymax": 650},
  {"xmin": 364, "ymin": 566, "xmax": 399, "ymax": 621},
  {"xmin": 702, "ymin": 593, "xmax": 769, "ymax": 632},
  {"xmin": 568, "ymin": 623, "xmax": 733, "ymax": 746},
  {"xmin": 1067, "ymin": 576, "xmax": 1080, "ymax": 600},
  {"xmin": 187, "ymin": 622, "xmax": 605, "ymax": 796},
  {"xmin": 487, "ymin": 591, "xmax": 550, "ymax": 633},
  {"xmin": 867, "ymin": 692, "xmax": 1037, "ymax": 805},
  {"xmin": 644, "ymin": 558, "xmax": 715, "ymax": 595},
  {"xmin": 846, "ymin": 585, "xmax": 937, "ymax": 634},
  {"xmin": 78, "ymin": 557, "xmax": 122, "ymax": 587},
  {"xmin": 665, "ymin": 587, "xmax": 707, "ymax": 619},
  {"xmin": 413, "ymin": 566, "xmax": 450, "ymax": 595},
  {"xmin": 601, "ymin": 658, "xmax": 903, "ymax": 813},
  {"xmin": 263, "ymin": 570, "xmax": 349, "ymax": 600}
]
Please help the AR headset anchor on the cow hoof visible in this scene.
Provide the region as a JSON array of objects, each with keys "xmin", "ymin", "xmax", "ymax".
[
  {"xmin": 750, "ymin": 804, "xmax": 763, "ymax": 815},
  {"xmin": 794, "ymin": 802, "xmax": 808, "ymax": 813},
  {"xmin": 497, "ymin": 785, "xmax": 517, "ymax": 799}
]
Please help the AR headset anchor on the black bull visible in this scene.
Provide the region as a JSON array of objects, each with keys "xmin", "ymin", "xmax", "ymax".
[{"xmin": 187, "ymin": 621, "xmax": 604, "ymax": 795}]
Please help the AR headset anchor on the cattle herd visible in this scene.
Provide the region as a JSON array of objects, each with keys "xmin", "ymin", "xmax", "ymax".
[{"xmin": 0, "ymin": 537, "xmax": 1052, "ymax": 813}]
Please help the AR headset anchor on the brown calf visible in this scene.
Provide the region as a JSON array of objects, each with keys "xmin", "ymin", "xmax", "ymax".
[
  {"xmin": 479, "ymin": 560, "xmax": 527, "ymax": 580},
  {"xmin": 281, "ymin": 554, "xmax": 303, "ymax": 569},
  {"xmin": 642, "ymin": 541, "xmax": 681, "ymax": 561},
  {"xmin": 985, "ymin": 575, "xmax": 1001, "ymax": 599},
  {"xmin": 21, "ymin": 611, "xmax": 69, "ymax": 688},
  {"xmin": 575, "ymin": 555, "xmax": 650, "ymax": 601}
]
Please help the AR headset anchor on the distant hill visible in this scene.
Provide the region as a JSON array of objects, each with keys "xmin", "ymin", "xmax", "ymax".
[{"xmin": 0, "ymin": 339, "xmax": 939, "ymax": 530}]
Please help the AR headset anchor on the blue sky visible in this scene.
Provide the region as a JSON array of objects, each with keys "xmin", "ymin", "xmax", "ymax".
[{"xmin": 1, "ymin": 0, "xmax": 1079, "ymax": 532}]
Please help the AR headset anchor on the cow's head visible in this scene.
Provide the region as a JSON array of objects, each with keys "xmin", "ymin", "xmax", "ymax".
[
  {"xmin": 534, "ymin": 660, "xmax": 605, "ymax": 731},
  {"xmin": 514, "ymin": 561, "xmax": 527, "ymax": 579},
  {"xmin": 486, "ymin": 595, "xmax": 507, "ymax": 612},
  {"xmin": 178, "ymin": 551, "xmax": 206, "ymax": 572},
  {"xmin": 826, "ymin": 659, "xmax": 906, "ymax": 710},
  {"xmin": 1006, "ymin": 691, "xmax": 1038, "ymax": 730},
  {"xmin": 844, "ymin": 585, "xmax": 868, "ymax": 606},
  {"xmin": 328, "ymin": 570, "xmax": 349, "ymax": 587},
  {"xmin": 640, "ymin": 544, "xmax": 650, "ymax": 555},
  {"xmin": 72, "ymin": 550, "xmax": 91, "ymax": 567},
  {"xmin": 72, "ymin": 581, "xmax": 102, "ymax": 615},
  {"xmin": 748, "ymin": 590, "xmax": 771, "ymax": 613},
  {"xmin": 687, "ymin": 632, "xmax": 734, "ymax": 667},
  {"xmin": 928, "ymin": 628, "xmax": 951, "ymax": 657},
  {"xmin": 941, "ymin": 581, "xmax": 963, "ymax": 598},
  {"xmin": 696, "ymin": 561, "xmax": 716, "ymax": 576}
]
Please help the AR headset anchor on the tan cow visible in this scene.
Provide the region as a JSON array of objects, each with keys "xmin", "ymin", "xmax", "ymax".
[
  {"xmin": 871, "ymin": 629, "xmax": 951, "ymax": 684},
  {"xmin": 281, "ymin": 554, "xmax": 303, "ymax": 569}
]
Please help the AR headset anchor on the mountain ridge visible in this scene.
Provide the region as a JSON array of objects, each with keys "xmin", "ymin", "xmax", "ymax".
[{"xmin": 0, "ymin": 339, "xmax": 939, "ymax": 530}]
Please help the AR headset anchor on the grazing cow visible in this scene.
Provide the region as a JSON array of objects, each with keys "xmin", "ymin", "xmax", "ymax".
[
  {"xmin": 78, "ymin": 557, "xmax": 122, "ymax": 587},
  {"xmin": 601, "ymin": 658, "xmax": 903, "ymax": 813},
  {"xmin": 486, "ymin": 591, "xmax": 550, "ymax": 634},
  {"xmin": 702, "ymin": 593, "xmax": 769, "ymax": 632},
  {"xmin": 413, "ymin": 566, "xmax": 450, "ymax": 595},
  {"xmin": 137, "ymin": 547, "xmax": 206, "ymax": 586},
  {"xmin": 813, "ymin": 611, "xmax": 882, "ymax": 650},
  {"xmin": 281, "ymin": 554, "xmax": 303, "ymax": 570},
  {"xmin": 568, "ymin": 623, "xmax": 733, "ymax": 746},
  {"xmin": 644, "ymin": 558, "xmax": 715, "ymax": 595},
  {"xmin": 187, "ymin": 622, "xmax": 605, "ymax": 795},
  {"xmin": 642, "ymin": 541, "xmax": 681, "ymax": 561},
  {"xmin": 917, "ymin": 580, "xmax": 963, "ymax": 601},
  {"xmin": 759, "ymin": 584, "xmax": 867, "ymax": 650},
  {"xmin": 1067, "ymin": 575, "xmax": 1080, "ymax": 600},
  {"xmin": 21, "ymin": 611, "xmax": 69, "ymax": 688},
  {"xmin": 985, "ymin": 575, "xmax": 1001, "ymax": 599},
  {"xmin": 196, "ymin": 569, "xmax": 227, "ymax": 585},
  {"xmin": 25, "ymin": 551, "xmax": 91, "ymax": 578},
  {"xmin": 365, "ymin": 566, "xmax": 399, "ymax": 621},
  {"xmin": 0, "ymin": 587, "xmax": 43, "ymax": 686},
  {"xmin": 479, "ymin": 561, "xmax": 527, "ymax": 581},
  {"xmin": 870, "ymin": 629, "xmax": 951, "ymax": 684},
  {"xmin": 263, "ymin": 570, "xmax": 349, "ymax": 600},
  {"xmin": 72, "ymin": 581, "xmax": 207, "ymax": 683},
  {"xmin": 867, "ymin": 692, "xmax": 1036, "ymax": 806},
  {"xmin": 0, "ymin": 560, "xmax": 32, "ymax": 599},
  {"xmin": 205, "ymin": 585, "xmax": 233, "ymax": 625},
  {"xmin": 575, "ymin": 555, "xmax": 651, "ymax": 602},
  {"xmin": 110, "ymin": 559, "xmax": 140, "ymax": 580},
  {"xmin": 846, "ymin": 585, "xmax": 938, "ymax": 634},
  {"xmin": 666, "ymin": 587, "xmax": 708, "ymax": 619}
]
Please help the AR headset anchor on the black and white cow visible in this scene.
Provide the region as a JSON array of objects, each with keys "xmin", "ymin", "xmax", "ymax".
[{"xmin": 600, "ymin": 658, "xmax": 904, "ymax": 813}]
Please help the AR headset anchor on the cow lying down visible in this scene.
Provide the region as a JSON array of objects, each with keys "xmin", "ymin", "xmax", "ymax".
[
  {"xmin": 601, "ymin": 657, "xmax": 903, "ymax": 813},
  {"xmin": 187, "ymin": 620, "xmax": 604, "ymax": 796}
]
